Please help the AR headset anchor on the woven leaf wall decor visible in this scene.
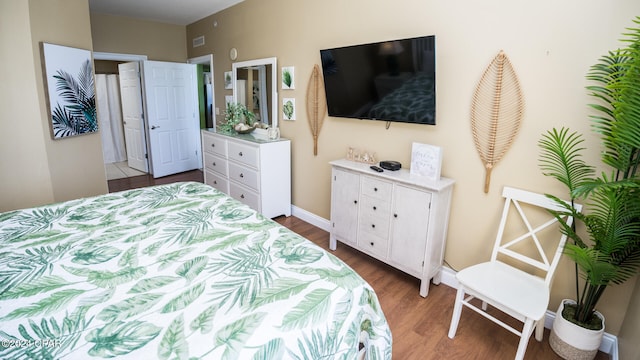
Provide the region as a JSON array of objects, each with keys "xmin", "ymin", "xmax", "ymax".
[
  {"xmin": 471, "ymin": 50, "xmax": 524, "ymax": 193},
  {"xmin": 306, "ymin": 64, "xmax": 327, "ymax": 155}
]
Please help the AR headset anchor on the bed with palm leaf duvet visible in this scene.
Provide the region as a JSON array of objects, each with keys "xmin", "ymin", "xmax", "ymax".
[{"xmin": 0, "ymin": 182, "xmax": 391, "ymax": 359}]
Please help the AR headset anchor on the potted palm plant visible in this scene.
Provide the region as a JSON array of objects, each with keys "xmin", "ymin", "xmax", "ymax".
[{"xmin": 538, "ymin": 16, "xmax": 640, "ymax": 359}]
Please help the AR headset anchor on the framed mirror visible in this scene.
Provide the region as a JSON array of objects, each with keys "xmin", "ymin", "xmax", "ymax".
[{"xmin": 232, "ymin": 57, "xmax": 278, "ymax": 130}]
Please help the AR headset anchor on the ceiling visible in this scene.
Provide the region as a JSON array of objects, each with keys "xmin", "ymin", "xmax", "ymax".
[{"xmin": 88, "ymin": 0, "xmax": 245, "ymax": 26}]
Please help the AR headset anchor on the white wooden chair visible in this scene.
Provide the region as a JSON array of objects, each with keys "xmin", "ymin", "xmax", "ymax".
[{"xmin": 447, "ymin": 186, "xmax": 581, "ymax": 360}]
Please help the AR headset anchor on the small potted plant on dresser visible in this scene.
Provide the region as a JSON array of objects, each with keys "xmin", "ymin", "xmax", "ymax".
[
  {"xmin": 219, "ymin": 102, "xmax": 256, "ymax": 133},
  {"xmin": 537, "ymin": 16, "xmax": 640, "ymax": 360}
]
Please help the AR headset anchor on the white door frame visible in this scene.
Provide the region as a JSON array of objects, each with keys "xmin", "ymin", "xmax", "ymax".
[
  {"xmin": 188, "ymin": 54, "xmax": 216, "ymax": 129},
  {"xmin": 94, "ymin": 52, "xmax": 148, "ymax": 172},
  {"xmin": 93, "ymin": 52, "xmax": 148, "ymax": 62}
]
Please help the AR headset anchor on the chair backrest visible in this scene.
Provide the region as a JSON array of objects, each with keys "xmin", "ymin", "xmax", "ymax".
[{"xmin": 490, "ymin": 186, "xmax": 582, "ymax": 287}]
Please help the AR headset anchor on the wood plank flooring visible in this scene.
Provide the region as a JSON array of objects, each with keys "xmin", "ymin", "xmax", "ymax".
[
  {"xmin": 108, "ymin": 171, "xmax": 609, "ymax": 360},
  {"xmin": 107, "ymin": 169, "xmax": 204, "ymax": 193}
]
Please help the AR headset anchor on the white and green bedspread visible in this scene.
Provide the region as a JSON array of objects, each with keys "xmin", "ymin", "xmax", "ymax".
[{"xmin": 0, "ymin": 182, "xmax": 391, "ymax": 359}]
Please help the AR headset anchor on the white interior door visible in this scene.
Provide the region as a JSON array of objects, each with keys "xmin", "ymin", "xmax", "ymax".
[
  {"xmin": 141, "ymin": 61, "xmax": 202, "ymax": 178},
  {"xmin": 118, "ymin": 62, "xmax": 148, "ymax": 173}
]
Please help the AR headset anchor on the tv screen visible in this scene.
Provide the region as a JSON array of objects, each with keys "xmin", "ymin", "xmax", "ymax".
[{"xmin": 320, "ymin": 35, "xmax": 436, "ymax": 125}]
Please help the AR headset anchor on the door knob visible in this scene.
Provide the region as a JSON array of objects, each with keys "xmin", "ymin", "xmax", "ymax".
[{"xmin": 151, "ymin": 125, "xmax": 160, "ymax": 130}]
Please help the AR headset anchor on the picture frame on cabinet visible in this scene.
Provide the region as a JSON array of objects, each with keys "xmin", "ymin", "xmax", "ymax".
[
  {"xmin": 42, "ymin": 42, "xmax": 97, "ymax": 139},
  {"xmin": 282, "ymin": 66, "xmax": 294, "ymax": 89},
  {"xmin": 410, "ymin": 142, "xmax": 442, "ymax": 181}
]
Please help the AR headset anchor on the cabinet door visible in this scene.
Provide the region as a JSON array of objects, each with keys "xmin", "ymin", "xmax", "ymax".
[
  {"xmin": 389, "ymin": 185, "xmax": 432, "ymax": 275},
  {"xmin": 330, "ymin": 168, "xmax": 360, "ymax": 245}
]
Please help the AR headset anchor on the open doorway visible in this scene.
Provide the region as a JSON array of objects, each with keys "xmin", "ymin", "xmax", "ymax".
[
  {"xmin": 94, "ymin": 52, "xmax": 215, "ymax": 180},
  {"xmin": 94, "ymin": 52, "xmax": 148, "ymax": 180},
  {"xmin": 188, "ymin": 54, "xmax": 216, "ymax": 129}
]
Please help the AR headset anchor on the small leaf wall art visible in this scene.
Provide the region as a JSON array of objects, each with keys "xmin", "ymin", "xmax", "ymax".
[
  {"xmin": 282, "ymin": 66, "xmax": 294, "ymax": 89},
  {"xmin": 283, "ymin": 98, "xmax": 296, "ymax": 120},
  {"xmin": 306, "ymin": 64, "xmax": 327, "ymax": 156}
]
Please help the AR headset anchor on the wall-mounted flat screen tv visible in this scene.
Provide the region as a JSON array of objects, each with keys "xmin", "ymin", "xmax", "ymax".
[{"xmin": 320, "ymin": 35, "xmax": 436, "ymax": 125}]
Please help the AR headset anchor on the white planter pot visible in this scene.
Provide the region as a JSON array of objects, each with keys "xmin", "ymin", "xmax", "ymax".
[{"xmin": 549, "ymin": 299, "xmax": 605, "ymax": 360}]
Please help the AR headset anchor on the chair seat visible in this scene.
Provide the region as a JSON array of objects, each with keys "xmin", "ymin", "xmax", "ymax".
[{"xmin": 456, "ymin": 261, "xmax": 549, "ymax": 320}]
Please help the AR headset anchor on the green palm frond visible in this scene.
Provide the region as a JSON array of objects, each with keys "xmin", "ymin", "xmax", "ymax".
[
  {"xmin": 538, "ymin": 127, "xmax": 595, "ymax": 197},
  {"xmin": 51, "ymin": 59, "xmax": 97, "ymax": 136}
]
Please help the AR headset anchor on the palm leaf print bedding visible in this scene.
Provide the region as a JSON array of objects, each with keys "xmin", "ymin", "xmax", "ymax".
[{"xmin": 0, "ymin": 182, "xmax": 391, "ymax": 359}]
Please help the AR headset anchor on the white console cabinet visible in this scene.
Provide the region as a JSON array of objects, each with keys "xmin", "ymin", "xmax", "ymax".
[
  {"xmin": 329, "ymin": 159, "xmax": 454, "ymax": 297},
  {"xmin": 201, "ymin": 129, "xmax": 291, "ymax": 218}
]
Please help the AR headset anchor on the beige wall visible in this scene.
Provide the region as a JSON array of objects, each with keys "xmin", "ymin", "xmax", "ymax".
[
  {"xmin": 619, "ymin": 276, "xmax": 640, "ymax": 360},
  {"xmin": 90, "ymin": 13, "xmax": 187, "ymax": 62},
  {"xmin": 0, "ymin": 0, "xmax": 54, "ymax": 210},
  {"xmin": 0, "ymin": 0, "xmax": 107, "ymax": 212},
  {"xmin": 187, "ymin": 0, "xmax": 640, "ymax": 335}
]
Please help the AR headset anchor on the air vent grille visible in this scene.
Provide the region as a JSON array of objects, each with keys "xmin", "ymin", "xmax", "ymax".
[{"xmin": 192, "ymin": 36, "xmax": 205, "ymax": 48}]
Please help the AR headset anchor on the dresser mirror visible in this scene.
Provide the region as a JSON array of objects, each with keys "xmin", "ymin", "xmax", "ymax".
[{"xmin": 232, "ymin": 57, "xmax": 278, "ymax": 131}]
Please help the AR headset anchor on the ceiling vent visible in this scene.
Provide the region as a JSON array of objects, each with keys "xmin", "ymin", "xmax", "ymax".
[{"xmin": 192, "ymin": 36, "xmax": 205, "ymax": 48}]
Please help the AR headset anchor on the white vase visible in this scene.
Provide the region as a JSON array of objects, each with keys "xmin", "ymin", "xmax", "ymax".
[{"xmin": 549, "ymin": 299, "xmax": 605, "ymax": 360}]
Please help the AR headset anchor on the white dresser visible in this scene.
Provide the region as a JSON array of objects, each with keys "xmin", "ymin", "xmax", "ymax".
[
  {"xmin": 201, "ymin": 129, "xmax": 291, "ymax": 218},
  {"xmin": 329, "ymin": 159, "xmax": 454, "ymax": 297}
]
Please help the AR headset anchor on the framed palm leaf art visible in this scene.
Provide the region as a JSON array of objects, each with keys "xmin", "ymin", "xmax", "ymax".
[{"xmin": 41, "ymin": 42, "xmax": 97, "ymax": 139}]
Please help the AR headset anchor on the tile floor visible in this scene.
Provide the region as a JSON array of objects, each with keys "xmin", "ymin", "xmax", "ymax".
[{"xmin": 105, "ymin": 161, "xmax": 146, "ymax": 180}]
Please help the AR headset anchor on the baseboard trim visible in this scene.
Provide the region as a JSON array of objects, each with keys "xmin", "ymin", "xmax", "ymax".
[
  {"xmin": 291, "ymin": 205, "xmax": 331, "ymax": 232},
  {"xmin": 290, "ymin": 209, "xmax": 619, "ymax": 359},
  {"xmin": 439, "ymin": 267, "xmax": 618, "ymax": 359}
]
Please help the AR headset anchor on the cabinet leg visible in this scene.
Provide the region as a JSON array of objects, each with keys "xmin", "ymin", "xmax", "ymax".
[
  {"xmin": 433, "ymin": 271, "xmax": 442, "ymax": 285},
  {"xmin": 419, "ymin": 279, "xmax": 429, "ymax": 297},
  {"xmin": 329, "ymin": 235, "xmax": 337, "ymax": 251}
]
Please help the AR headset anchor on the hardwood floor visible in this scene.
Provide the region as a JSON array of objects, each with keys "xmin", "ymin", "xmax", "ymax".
[
  {"xmin": 108, "ymin": 173, "xmax": 609, "ymax": 359},
  {"xmin": 107, "ymin": 169, "xmax": 204, "ymax": 193}
]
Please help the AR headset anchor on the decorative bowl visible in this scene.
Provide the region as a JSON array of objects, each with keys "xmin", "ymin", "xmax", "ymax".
[{"xmin": 234, "ymin": 124, "xmax": 256, "ymax": 134}]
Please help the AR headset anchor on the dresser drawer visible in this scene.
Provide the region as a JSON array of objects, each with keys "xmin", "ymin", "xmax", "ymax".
[
  {"xmin": 204, "ymin": 170, "xmax": 229, "ymax": 193},
  {"xmin": 229, "ymin": 183, "xmax": 260, "ymax": 212},
  {"xmin": 358, "ymin": 210, "xmax": 390, "ymax": 239},
  {"xmin": 202, "ymin": 133, "xmax": 227, "ymax": 156},
  {"xmin": 358, "ymin": 231, "xmax": 389, "ymax": 258},
  {"xmin": 228, "ymin": 162, "xmax": 259, "ymax": 191},
  {"xmin": 361, "ymin": 176, "xmax": 392, "ymax": 201},
  {"xmin": 203, "ymin": 152, "xmax": 228, "ymax": 177},
  {"xmin": 359, "ymin": 194, "xmax": 391, "ymax": 219},
  {"xmin": 228, "ymin": 141, "xmax": 259, "ymax": 168}
]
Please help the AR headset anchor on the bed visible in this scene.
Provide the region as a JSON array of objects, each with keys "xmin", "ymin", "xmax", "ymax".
[
  {"xmin": 0, "ymin": 182, "xmax": 391, "ymax": 359},
  {"xmin": 368, "ymin": 72, "xmax": 436, "ymax": 125}
]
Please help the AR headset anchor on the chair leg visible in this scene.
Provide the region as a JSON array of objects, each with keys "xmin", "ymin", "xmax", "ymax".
[
  {"xmin": 534, "ymin": 317, "xmax": 544, "ymax": 341},
  {"xmin": 448, "ymin": 287, "xmax": 465, "ymax": 339},
  {"xmin": 515, "ymin": 318, "xmax": 535, "ymax": 360}
]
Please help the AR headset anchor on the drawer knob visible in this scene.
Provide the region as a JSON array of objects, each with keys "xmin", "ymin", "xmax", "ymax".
[
  {"xmin": 239, "ymin": 151, "xmax": 243, "ymax": 156},
  {"xmin": 370, "ymin": 242, "xmax": 374, "ymax": 246},
  {"xmin": 211, "ymin": 143, "xmax": 215, "ymax": 147},
  {"xmin": 213, "ymin": 162, "xmax": 216, "ymax": 166},
  {"xmin": 213, "ymin": 180, "xmax": 217, "ymax": 184},
  {"xmin": 354, "ymin": 200, "xmax": 358, "ymax": 204},
  {"xmin": 394, "ymin": 213, "xmax": 398, "ymax": 218},
  {"xmin": 373, "ymin": 206, "xmax": 377, "ymax": 210},
  {"xmin": 371, "ymin": 224, "xmax": 375, "ymax": 228},
  {"xmin": 374, "ymin": 187, "xmax": 378, "ymax": 192},
  {"xmin": 241, "ymin": 194, "xmax": 245, "ymax": 199},
  {"xmin": 239, "ymin": 173, "xmax": 244, "ymax": 178}
]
